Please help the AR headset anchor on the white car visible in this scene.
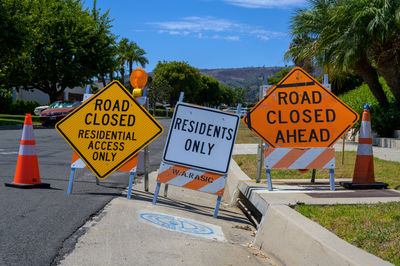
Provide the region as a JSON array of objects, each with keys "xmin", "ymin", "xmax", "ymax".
[
  {"xmin": 34, "ymin": 105, "xmax": 49, "ymax": 116},
  {"xmin": 223, "ymin": 107, "xmax": 248, "ymax": 117}
]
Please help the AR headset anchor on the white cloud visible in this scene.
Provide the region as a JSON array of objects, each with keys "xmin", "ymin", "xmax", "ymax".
[
  {"xmin": 224, "ymin": 0, "xmax": 305, "ymax": 8},
  {"xmin": 250, "ymin": 29, "xmax": 287, "ymax": 40},
  {"xmin": 148, "ymin": 16, "xmax": 285, "ymax": 41},
  {"xmin": 149, "ymin": 17, "xmax": 239, "ymax": 33}
]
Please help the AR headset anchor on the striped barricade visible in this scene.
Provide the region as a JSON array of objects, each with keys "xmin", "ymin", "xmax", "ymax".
[
  {"xmin": 71, "ymin": 151, "xmax": 139, "ymax": 172},
  {"xmin": 68, "ymin": 151, "xmax": 139, "ymax": 198},
  {"xmin": 156, "ymin": 162, "xmax": 226, "ymax": 196},
  {"xmin": 264, "ymin": 147, "xmax": 336, "ymax": 191}
]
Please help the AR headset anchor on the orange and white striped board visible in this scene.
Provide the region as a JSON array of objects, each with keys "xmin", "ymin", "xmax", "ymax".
[
  {"xmin": 156, "ymin": 162, "xmax": 226, "ymax": 196},
  {"xmin": 71, "ymin": 151, "xmax": 139, "ymax": 173},
  {"xmin": 264, "ymin": 147, "xmax": 335, "ymax": 169}
]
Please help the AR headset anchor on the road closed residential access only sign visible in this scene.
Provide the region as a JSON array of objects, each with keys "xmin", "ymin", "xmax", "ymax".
[
  {"xmin": 244, "ymin": 67, "xmax": 359, "ymax": 148},
  {"xmin": 56, "ymin": 80, "xmax": 163, "ymax": 179},
  {"xmin": 163, "ymin": 103, "xmax": 240, "ymax": 174}
]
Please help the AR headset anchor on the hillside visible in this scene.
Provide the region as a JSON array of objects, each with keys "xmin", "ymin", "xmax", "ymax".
[{"xmin": 200, "ymin": 66, "xmax": 285, "ymax": 102}]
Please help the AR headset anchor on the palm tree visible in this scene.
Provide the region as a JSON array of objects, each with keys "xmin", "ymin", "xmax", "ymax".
[
  {"xmin": 116, "ymin": 38, "xmax": 149, "ymax": 85},
  {"xmin": 125, "ymin": 41, "xmax": 149, "ymax": 75},
  {"xmin": 349, "ymin": 0, "xmax": 400, "ymax": 105},
  {"xmin": 117, "ymin": 38, "xmax": 129, "ymax": 84},
  {"xmin": 286, "ymin": 0, "xmax": 390, "ymax": 107}
]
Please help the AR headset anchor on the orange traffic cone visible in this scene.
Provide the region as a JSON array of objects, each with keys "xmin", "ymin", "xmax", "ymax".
[
  {"xmin": 341, "ymin": 104, "xmax": 387, "ymax": 189},
  {"xmin": 5, "ymin": 114, "xmax": 50, "ymax": 188}
]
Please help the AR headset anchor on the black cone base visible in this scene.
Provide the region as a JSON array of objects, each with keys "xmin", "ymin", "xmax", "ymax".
[
  {"xmin": 340, "ymin": 182, "xmax": 388, "ymax": 190},
  {"xmin": 5, "ymin": 182, "xmax": 50, "ymax": 189}
]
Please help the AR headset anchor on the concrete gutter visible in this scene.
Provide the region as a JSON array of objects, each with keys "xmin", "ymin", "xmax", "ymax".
[{"xmin": 227, "ymin": 154, "xmax": 397, "ymax": 265}]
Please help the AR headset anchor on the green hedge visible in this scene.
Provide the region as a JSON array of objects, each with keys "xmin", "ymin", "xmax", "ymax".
[
  {"xmin": 0, "ymin": 89, "xmax": 41, "ymax": 115},
  {"xmin": 9, "ymin": 100, "xmax": 41, "ymax": 115},
  {"xmin": 149, "ymin": 108, "xmax": 174, "ymax": 117},
  {"xmin": 339, "ymin": 79, "xmax": 400, "ymax": 137}
]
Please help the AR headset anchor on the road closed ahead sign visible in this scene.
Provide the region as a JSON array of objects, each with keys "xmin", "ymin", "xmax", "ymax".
[
  {"xmin": 163, "ymin": 103, "xmax": 240, "ymax": 174},
  {"xmin": 244, "ymin": 67, "xmax": 359, "ymax": 148},
  {"xmin": 56, "ymin": 80, "xmax": 163, "ymax": 179}
]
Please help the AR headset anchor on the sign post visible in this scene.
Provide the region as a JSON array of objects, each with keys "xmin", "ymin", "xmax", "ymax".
[
  {"xmin": 152, "ymin": 102, "xmax": 240, "ymax": 218},
  {"xmin": 56, "ymin": 79, "xmax": 163, "ymax": 195},
  {"xmin": 244, "ymin": 67, "xmax": 359, "ymax": 190}
]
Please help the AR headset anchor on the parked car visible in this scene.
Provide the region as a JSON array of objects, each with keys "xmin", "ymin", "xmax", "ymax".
[
  {"xmin": 34, "ymin": 105, "xmax": 49, "ymax": 116},
  {"xmin": 222, "ymin": 107, "xmax": 248, "ymax": 117},
  {"xmin": 39, "ymin": 101, "xmax": 81, "ymax": 126}
]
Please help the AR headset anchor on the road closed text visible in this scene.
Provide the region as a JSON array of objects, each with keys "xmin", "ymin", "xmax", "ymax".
[
  {"xmin": 77, "ymin": 99, "xmax": 136, "ymax": 162},
  {"xmin": 267, "ymin": 91, "xmax": 336, "ymax": 145}
]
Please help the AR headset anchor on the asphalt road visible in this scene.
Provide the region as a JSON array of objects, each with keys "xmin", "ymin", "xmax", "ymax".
[{"xmin": 0, "ymin": 118, "xmax": 171, "ymax": 266}]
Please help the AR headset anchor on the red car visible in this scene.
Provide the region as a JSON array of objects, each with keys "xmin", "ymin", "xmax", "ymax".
[{"xmin": 39, "ymin": 101, "xmax": 81, "ymax": 126}]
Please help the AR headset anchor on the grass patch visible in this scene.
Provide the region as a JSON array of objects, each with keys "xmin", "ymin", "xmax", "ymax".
[
  {"xmin": 236, "ymin": 121, "xmax": 259, "ymax": 144},
  {"xmin": 294, "ymin": 202, "xmax": 400, "ymax": 265},
  {"xmin": 232, "ymin": 151, "xmax": 400, "ymax": 189},
  {"xmin": 0, "ymin": 114, "xmax": 40, "ymax": 125}
]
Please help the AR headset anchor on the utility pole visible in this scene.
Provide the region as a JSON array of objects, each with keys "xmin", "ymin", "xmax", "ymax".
[{"xmin": 256, "ymin": 75, "xmax": 267, "ymax": 183}]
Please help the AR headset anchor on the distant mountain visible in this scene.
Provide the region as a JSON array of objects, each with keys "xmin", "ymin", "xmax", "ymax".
[{"xmin": 200, "ymin": 66, "xmax": 285, "ymax": 102}]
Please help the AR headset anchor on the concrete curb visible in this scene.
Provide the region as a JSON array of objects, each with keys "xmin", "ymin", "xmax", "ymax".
[
  {"xmin": 0, "ymin": 125, "xmax": 46, "ymax": 130},
  {"xmin": 222, "ymin": 160, "xmax": 251, "ymax": 205},
  {"xmin": 254, "ymin": 205, "xmax": 392, "ymax": 266},
  {"xmin": 227, "ymin": 159, "xmax": 394, "ymax": 266}
]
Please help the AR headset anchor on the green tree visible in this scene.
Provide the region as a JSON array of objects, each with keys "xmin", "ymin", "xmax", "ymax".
[
  {"xmin": 219, "ymin": 85, "xmax": 233, "ymax": 106},
  {"xmin": 2, "ymin": 0, "xmax": 117, "ymax": 102},
  {"xmin": 198, "ymin": 75, "xmax": 221, "ymax": 106},
  {"xmin": 233, "ymin": 87, "xmax": 245, "ymax": 105},
  {"xmin": 152, "ymin": 61, "xmax": 202, "ymax": 105},
  {"xmin": 267, "ymin": 67, "xmax": 291, "ymax": 85},
  {"xmin": 0, "ymin": 0, "xmax": 32, "ymax": 85},
  {"xmin": 117, "ymin": 38, "xmax": 148, "ymax": 86},
  {"xmin": 146, "ymin": 76, "xmax": 172, "ymax": 114},
  {"xmin": 286, "ymin": 0, "xmax": 400, "ymax": 107},
  {"xmin": 91, "ymin": 0, "xmax": 117, "ymax": 87}
]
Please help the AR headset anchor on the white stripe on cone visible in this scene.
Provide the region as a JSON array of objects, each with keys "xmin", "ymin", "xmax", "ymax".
[
  {"xmin": 21, "ymin": 125, "xmax": 35, "ymax": 140},
  {"xmin": 357, "ymin": 144, "xmax": 373, "ymax": 156},
  {"xmin": 19, "ymin": 145, "xmax": 37, "ymax": 156},
  {"xmin": 359, "ymin": 121, "xmax": 372, "ymax": 138}
]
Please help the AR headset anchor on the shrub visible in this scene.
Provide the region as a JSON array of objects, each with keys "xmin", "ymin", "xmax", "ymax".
[
  {"xmin": 0, "ymin": 88, "xmax": 13, "ymax": 113},
  {"xmin": 9, "ymin": 100, "xmax": 41, "ymax": 115},
  {"xmin": 149, "ymin": 108, "xmax": 173, "ymax": 117},
  {"xmin": 339, "ymin": 78, "xmax": 399, "ymax": 137}
]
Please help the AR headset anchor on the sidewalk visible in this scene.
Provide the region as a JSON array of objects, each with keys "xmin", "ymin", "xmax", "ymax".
[{"xmin": 58, "ymin": 172, "xmax": 278, "ymax": 266}]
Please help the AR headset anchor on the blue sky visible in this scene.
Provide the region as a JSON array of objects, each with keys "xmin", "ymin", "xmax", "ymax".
[{"xmin": 85, "ymin": 0, "xmax": 307, "ymax": 72}]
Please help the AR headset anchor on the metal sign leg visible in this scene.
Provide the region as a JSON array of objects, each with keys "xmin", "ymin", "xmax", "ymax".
[
  {"xmin": 67, "ymin": 168, "xmax": 76, "ymax": 195},
  {"xmin": 152, "ymin": 182, "xmax": 161, "ymax": 205},
  {"xmin": 266, "ymin": 169, "xmax": 273, "ymax": 191},
  {"xmin": 144, "ymin": 146, "xmax": 149, "ymax": 192},
  {"xmin": 329, "ymin": 169, "xmax": 335, "ymax": 191},
  {"xmin": 213, "ymin": 195, "xmax": 222, "ymax": 218},
  {"xmin": 164, "ymin": 184, "xmax": 169, "ymax": 197},
  {"xmin": 311, "ymin": 169, "xmax": 316, "ymax": 183},
  {"xmin": 127, "ymin": 171, "xmax": 136, "ymax": 199}
]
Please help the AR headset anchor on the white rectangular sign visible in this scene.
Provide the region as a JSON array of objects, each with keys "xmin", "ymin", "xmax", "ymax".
[{"xmin": 163, "ymin": 103, "xmax": 240, "ymax": 174}]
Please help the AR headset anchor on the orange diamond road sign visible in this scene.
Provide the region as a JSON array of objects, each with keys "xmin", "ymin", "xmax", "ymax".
[
  {"xmin": 244, "ymin": 67, "xmax": 359, "ymax": 148},
  {"xmin": 56, "ymin": 80, "xmax": 163, "ymax": 179}
]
